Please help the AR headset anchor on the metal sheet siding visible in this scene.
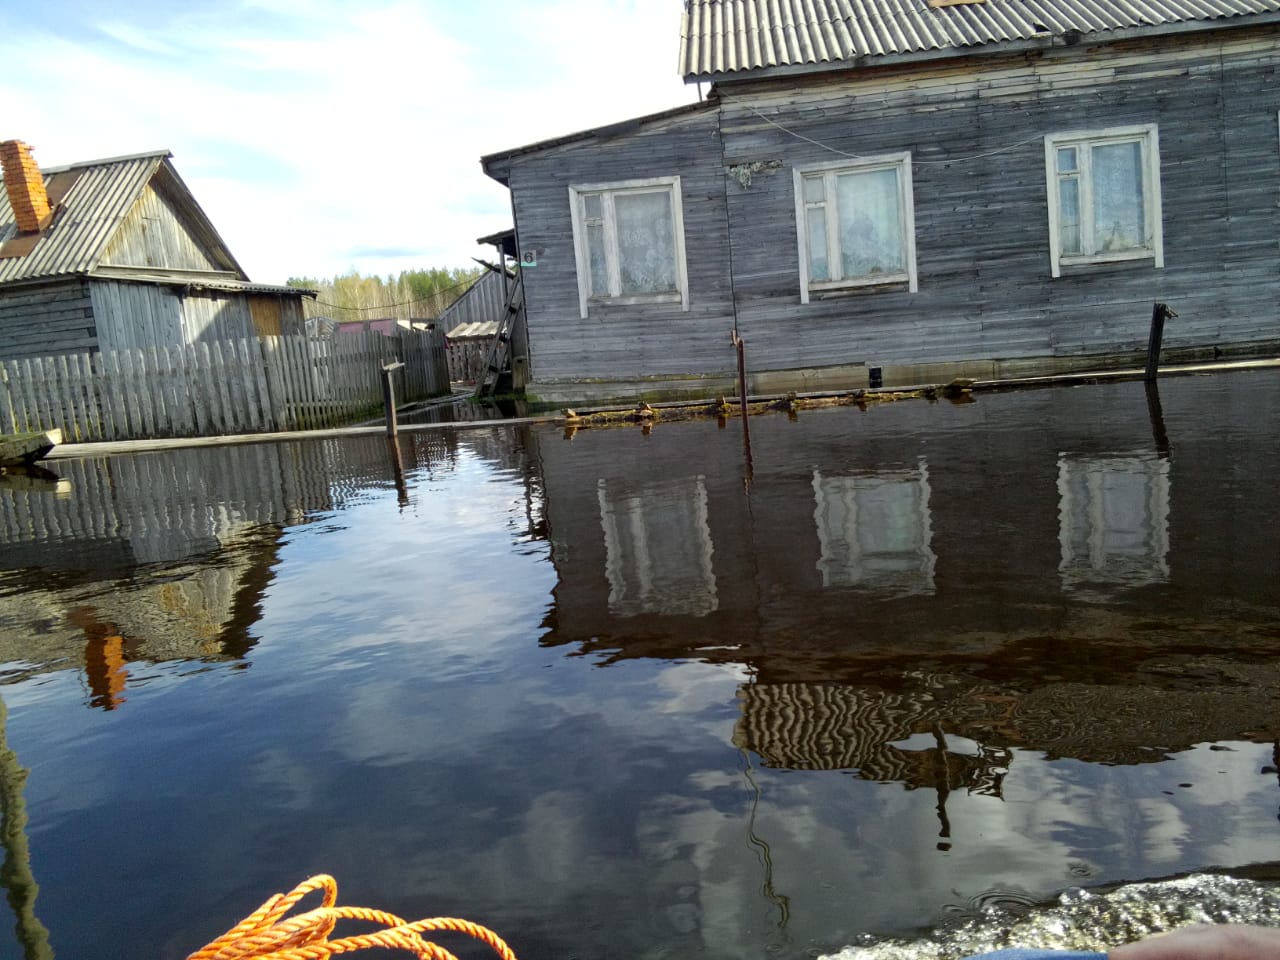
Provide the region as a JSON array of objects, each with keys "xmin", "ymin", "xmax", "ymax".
[
  {"xmin": 439, "ymin": 270, "xmax": 508, "ymax": 333},
  {"xmin": 0, "ymin": 153, "xmax": 165, "ymax": 285},
  {"xmin": 681, "ymin": 0, "xmax": 1280, "ymax": 75}
]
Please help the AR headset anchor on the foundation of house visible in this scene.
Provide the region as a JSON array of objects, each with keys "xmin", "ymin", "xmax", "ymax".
[{"xmin": 524, "ymin": 339, "xmax": 1280, "ymax": 406}]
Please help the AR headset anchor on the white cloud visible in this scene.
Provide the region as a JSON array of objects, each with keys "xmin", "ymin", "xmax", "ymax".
[{"xmin": 1, "ymin": 0, "xmax": 696, "ymax": 283}]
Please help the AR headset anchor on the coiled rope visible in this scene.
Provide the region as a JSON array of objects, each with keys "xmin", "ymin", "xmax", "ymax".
[{"xmin": 186, "ymin": 874, "xmax": 518, "ymax": 960}]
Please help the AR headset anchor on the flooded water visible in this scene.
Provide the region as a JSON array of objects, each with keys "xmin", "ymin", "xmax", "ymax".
[{"xmin": 0, "ymin": 370, "xmax": 1278, "ymax": 960}]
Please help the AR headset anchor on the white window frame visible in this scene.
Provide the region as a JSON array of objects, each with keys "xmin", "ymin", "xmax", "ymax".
[
  {"xmin": 793, "ymin": 152, "xmax": 918, "ymax": 303},
  {"xmin": 568, "ymin": 176, "xmax": 690, "ymax": 319},
  {"xmin": 1044, "ymin": 123, "xmax": 1163, "ymax": 278}
]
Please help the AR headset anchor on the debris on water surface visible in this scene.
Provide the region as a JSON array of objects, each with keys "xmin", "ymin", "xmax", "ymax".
[{"xmin": 821, "ymin": 875, "xmax": 1280, "ymax": 960}]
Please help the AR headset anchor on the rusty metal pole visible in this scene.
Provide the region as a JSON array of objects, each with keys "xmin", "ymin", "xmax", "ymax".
[
  {"xmin": 730, "ymin": 330, "xmax": 753, "ymax": 487},
  {"xmin": 731, "ymin": 330, "xmax": 748, "ymax": 420}
]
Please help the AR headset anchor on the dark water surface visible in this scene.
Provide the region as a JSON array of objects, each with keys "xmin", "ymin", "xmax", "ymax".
[{"xmin": 0, "ymin": 371, "xmax": 1278, "ymax": 960}]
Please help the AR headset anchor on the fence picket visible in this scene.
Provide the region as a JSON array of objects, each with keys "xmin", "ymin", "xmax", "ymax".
[
  {"xmin": 194, "ymin": 342, "xmax": 221, "ymax": 433},
  {"xmin": 0, "ymin": 328, "xmax": 449, "ymax": 443},
  {"xmin": 209, "ymin": 340, "xmax": 236, "ymax": 433},
  {"xmin": 69, "ymin": 353, "xmax": 96, "ymax": 441},
  {"xmin": 127, "ymin": 349, "xmax": 153, "ymax": 437},
  {"xmin": 260, "ymin": 337, "xmax": 288, "ymax": 430},
  {"xmin": 238, "ymin": 338, "xmax": 265, "ymax": 431},
  {"xmin": 90, "ymin": 352, "xmax": 116, "ymax": 440}
]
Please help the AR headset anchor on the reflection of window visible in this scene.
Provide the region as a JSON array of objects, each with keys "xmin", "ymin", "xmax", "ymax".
[
  {"xmin": 794, "ymin": 153, "xmax": 918, "ymax": 301},
  {"xmin": 598, "ymin": 476, "xmax": 716, "ymax": 617},
  {"xmin": 568, "ymin": 177, "xmax": 689, "ymax": 318},
  {"xmin": 1057, "ymin": 454, "xmax": 1170, "ymax": 591},
  {"xmin": 812, "ymin": 461, "xmax": 935, "ymax": 596},
  {"xmin": 1044, "ymin": 125, "xmax": 1163, "ymax": 277}
]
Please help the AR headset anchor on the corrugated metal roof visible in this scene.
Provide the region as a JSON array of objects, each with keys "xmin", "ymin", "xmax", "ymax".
[
  {"xmin": 0, "ymin": 151, "xmax": 169, "ymax": 286},
  {"xmin": 439, "ymin": 269, "xmax": 508, "ymax": 336},
  {"xmin": 446, "ymin": 320, "xmax": 500, "ymax": 340},
  {"xmin": 680, "ymin": 0, "xmax": 1280, "ymax": 77},
  {"xmin": 92, "ymin": 272, "xmax": 313, "ymax": 297}
]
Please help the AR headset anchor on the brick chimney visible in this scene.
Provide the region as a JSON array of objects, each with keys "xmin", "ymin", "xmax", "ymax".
[{"xmin": 1, "ymin": 140, "xmax": 52, "ymax": 233}]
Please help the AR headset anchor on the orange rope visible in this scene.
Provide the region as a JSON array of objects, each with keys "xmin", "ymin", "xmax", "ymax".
[{"xmin": 186, "ymin": 875, "xmax": 518, "ymax": 960}]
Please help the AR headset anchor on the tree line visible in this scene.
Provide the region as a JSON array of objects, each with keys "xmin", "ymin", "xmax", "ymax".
[{"xmin": 288, "ymin": 267, "xmax": 484, "ymax": 322}]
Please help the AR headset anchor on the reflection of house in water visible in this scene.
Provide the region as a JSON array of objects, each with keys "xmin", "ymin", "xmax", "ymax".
[
  {"xmin": 534, "ymin": 377, "xmax": 1280, "ymax": 789},
  {"xmin": 598, "ymin": 476, "xmax": 717, "ymax": 617},
  {"xmin": 735, "ymin": 680, "xmax": 1011, "ymax": 844},
  {"xmin": 0, "ymin": 430, "xmax": 480, "ymax": 707},
  {"xmin": 1057, "ymin": 453, "xmax": 1170, "ymax": 592},
  {"xmin": 813, "ymin": 460, "xmax": 934, "ymax": 596}
]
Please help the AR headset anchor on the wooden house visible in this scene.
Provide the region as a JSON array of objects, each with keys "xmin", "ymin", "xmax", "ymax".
[
  {"xmin": 0, "ymin": 140, "xmax": 312, "ymax": 361},
  {"xmin": 482, "ymin": 0, "xmax": 1280, "ymax": 404}
]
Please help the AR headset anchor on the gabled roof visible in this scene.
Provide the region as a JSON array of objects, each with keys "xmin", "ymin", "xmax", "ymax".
[
  {"xmin": 0, "ymin": 150, "xmax": 250, "ymax": 288},
  {"xmin": 680, "ymin": 0, "xmax": 1280, "ymax": 79}
]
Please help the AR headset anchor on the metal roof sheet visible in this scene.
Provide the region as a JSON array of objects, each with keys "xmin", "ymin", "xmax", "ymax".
[
  {"xmin": 680, "ymin": 0, "xmax": 1280, "ymax": 77},
  {"xmin": 446, "ymin": 320, "xmax": 500, "ymax": 340},
  {"xmin": 93, "ymin": 271, "xmax": 314, "ymax": 296},
  {"xmin": 0, "ymin": 152, "xmax": 168, "ymax": 286}
]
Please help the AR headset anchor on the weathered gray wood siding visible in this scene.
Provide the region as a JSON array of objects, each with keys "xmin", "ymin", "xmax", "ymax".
[
  {"xmin": 0, "ymin": 279, "xmax": 97, "ymax": 359},
  {"xmin": 499, "ymin": 27, "xmax": 1280, "ymax": 399},
  {"xmin": 98, "ymin": 182, "xmax": 223, "ymax": 272},
  {"xmin": 180, "ymin": 291, "xmax": 258, "ymax": 343},
  {"xmin": 91, "ymin": 281, "xmax": 258, "ymax": 350},
  {"xmin": 718, "ymin": 28, "xmax": 1280, "ymax": 373},
  {"xmin": 91, "ymin": 279, "xmax": 184, "ymax": 350},
  {"xmin": 502, "ymin": 107, "xmax": 736, "ymax": 389}
]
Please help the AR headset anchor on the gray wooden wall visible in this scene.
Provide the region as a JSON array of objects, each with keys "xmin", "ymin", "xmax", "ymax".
[
  {"xmin": 503, "ymin": 107, "xmax": 738, "ymax": 391},
  {"xmin": 499, "ymin": 27, "xmax": 1280, "ymax": 400},
  {"xmin": 98, "ymin": 182, "xmax": 222, "ymax": 272},
  {"xmin": 0, "ymin": 278, "xmax": 97, "ymax": 359},
  {"xmin": 90, "ymin": 281, "xmax": 260, "ymax": 350},
  {"xmin": 721, "ymin": 28, "xmax": 1280, "ymax": 374}
]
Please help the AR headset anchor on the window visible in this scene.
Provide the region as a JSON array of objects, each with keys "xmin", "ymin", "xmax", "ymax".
[
  {"xmin": 568, "ymin": 176, "xmax": 689, "ymax": 318},
  {"xmin": 1044, "ymin": 124, "xmax": 1163, "ymax": 277},
  {"xmin": 793, "ymin": 152, "xmax": 917, "ymax": 302}
]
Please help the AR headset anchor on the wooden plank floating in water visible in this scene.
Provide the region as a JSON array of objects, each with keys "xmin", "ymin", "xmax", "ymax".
[{"xmin": 0, "ymin": 429, "xmax": 61, "ymax": 466}]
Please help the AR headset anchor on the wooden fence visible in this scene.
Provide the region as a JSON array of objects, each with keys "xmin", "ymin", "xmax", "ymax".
[{"xmin": 0, "ymin": 328, "xmax": 450, "ymax": 442}]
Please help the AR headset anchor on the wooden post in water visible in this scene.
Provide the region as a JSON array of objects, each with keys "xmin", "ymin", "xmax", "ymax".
[
  {"xmin": 1145, "ymin": 302, "xmax": 1176, "ymax": 381},
  {"xmin": 730, "ymin": 329, "xmax": 753, "ymax": 486},
  {"xmin": 382, "ymin": 361, "xmax": 405, "ymax": 438},
  {"xmin": 730, "ymin": 330, "xmax": 748, "ymax": 420}
]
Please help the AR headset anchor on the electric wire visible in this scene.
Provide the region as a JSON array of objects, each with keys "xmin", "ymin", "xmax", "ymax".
[{"xmin": 748, "ymin": 105, "xmax": 1045, "ymax": 164}]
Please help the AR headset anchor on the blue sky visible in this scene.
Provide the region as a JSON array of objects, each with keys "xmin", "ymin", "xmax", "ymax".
[{"xmin": 0, "ymin": 0, "xmax": 697, "ymax": 283}]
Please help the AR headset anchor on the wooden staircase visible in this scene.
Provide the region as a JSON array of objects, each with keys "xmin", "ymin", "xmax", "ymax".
[{"xmin": 474, "ymin": 270, "xmax": 524, "ymax": 398}]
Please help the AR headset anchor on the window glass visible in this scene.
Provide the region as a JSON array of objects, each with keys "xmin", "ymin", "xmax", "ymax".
[
  {"xmin": 583, "ymin": 193, "xmax": 602, "ymax": 220},
  {"xmin": 586, "ymin": 221, "xmax": 608, "ymax": 295},
  {"xmin": 613, "ymin": 190, "xmax": 676, "ymax": 295},
  {"xmin": 1091, "ymin": 141, "xmax": 1144, "ymax": 253},
  {"xmin": 803, "ymin": 175, "xmax": 825, "ymax": 203},
  {"xmin": 806, "ymin": 206, "xmax": 829, "ymax": 281},
  {"xmin": 1059, "ymin": 177, "xmax": 1081, "ymax": 255},
  {"xmin": 1057, "ymin": 147, "xmax": 1078, "ymax": 173},
  {"xmin": 835, "ymin": 168, "xmax": 903, "ymax": 279}
]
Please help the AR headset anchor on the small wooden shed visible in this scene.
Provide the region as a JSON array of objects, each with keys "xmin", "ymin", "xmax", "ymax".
[{"xmin": 0, "ymin": 140, "xmax": 312, "ymax": 361}]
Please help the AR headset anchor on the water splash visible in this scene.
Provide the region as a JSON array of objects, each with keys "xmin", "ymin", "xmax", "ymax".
[{"xmin": 821, "ymin": 875, "xmax": 1280, "ymax": 960}]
